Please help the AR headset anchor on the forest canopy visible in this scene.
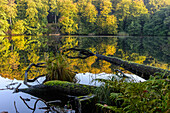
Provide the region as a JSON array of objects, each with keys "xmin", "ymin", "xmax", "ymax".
[{"xmin": 0, "ymin": 0, "xmax": 170, "ymax": 36}]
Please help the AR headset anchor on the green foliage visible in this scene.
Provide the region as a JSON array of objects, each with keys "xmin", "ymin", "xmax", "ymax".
[
  {"xmin": 144, "ymin": 0, "xmax": 170, "ymax": 14},
  {"xmin": 95, "ymin": 74, "xmax": 170, "ymax": 112},
  {"xmin": 46, "ymin": 53, "xmax": 76, "ymax": 82},
  {"xmin": 0, "ymin": 0, "xmax": 169, "ymax": 35},
  {"xmin": 144, "ymin": 6, "xmax": 170, "ymax": 36},
  {"xmin": 127, "ymin": 21, "xmax": 142, "ymax": 36}
]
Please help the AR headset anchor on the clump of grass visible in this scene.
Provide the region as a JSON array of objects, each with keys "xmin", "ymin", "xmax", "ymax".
[{"xmin": 45, "ymin": 53, "xmax": 77, "ymax": 82}]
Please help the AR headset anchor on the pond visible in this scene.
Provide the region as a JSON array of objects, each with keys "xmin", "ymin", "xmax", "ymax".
[{"xmin": 0, "ymin": 36, "xmax": 169, "ymax": 112}]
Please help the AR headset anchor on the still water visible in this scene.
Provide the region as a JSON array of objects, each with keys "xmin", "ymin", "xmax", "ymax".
[{"xmin": 0, "ymin": 36, "xmax": 169, "ymax": 112}]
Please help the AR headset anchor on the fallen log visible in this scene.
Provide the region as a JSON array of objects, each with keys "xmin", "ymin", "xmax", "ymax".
[
  {"xmin": 63, "ymin": 48, "xmax": 170, "ymax": 80},
  {"xmin": 19, "ymin": 80, "xmax": 97, "ymax": 113},
  {"xmin": 19, "ymin": 80, "xmax": 96, "ymax": 98}
]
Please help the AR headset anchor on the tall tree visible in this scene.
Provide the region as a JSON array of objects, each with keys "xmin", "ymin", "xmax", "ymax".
[
  {"xmin": 143, "ymin": 6, "xmax": 170, "ymax": 36},
  {"xmin": 115, "ymin": 0, "xmax": 148, "ymax": 34},
  {"xmin": 143, "ymin": 0, "xmax": 170, "ymax": 14},
  {"xmin": 97, "ymin": 0, "xmax": 118, "ymax": 34},
  {"xmin": 77, "ymin": 1, "xmax": 98, "ymax": 34},
  {"xmin": 58, "ymin": 0, "xmax": 78, "ymax": 34},
  {"xmin": 0, "ymin": 0, "xmax": 9, "ymax": 35}
]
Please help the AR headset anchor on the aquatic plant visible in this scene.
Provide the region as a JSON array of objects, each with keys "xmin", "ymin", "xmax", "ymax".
[{"xmin": 45, "ymin": 53, "xmax": 77, "ymax": 82}]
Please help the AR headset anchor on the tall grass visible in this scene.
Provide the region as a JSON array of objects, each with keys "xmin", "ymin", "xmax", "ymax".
[{"xmin": 45, "ymin": 53, "xmax": 77, "ymax": 82}]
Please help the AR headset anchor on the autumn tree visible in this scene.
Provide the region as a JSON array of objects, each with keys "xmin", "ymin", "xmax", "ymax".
[
  {"xmin": 96, "ymin": 0, "xmax": 118, "ymax": 34},
  {"xmin": 58, "ymin": 0, "xmax": 78, "ymax": 34},
  {"xmin": 77, "ymin": 1, "xmax": 98, "ymax": 34},
  {"xmin": 0, "ymin": 0, "xmax": 9, "ymax": 35}
]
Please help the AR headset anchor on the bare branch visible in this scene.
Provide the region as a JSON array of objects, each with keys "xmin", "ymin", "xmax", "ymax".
[
  {"xmin": 24, "ymin": 63, "xmax": 47, "ymax": 87},
  {"xmin": 63, "ymin": 48, "xmax": 94, "ymax": 59},
  {"xmin": 14, "ymin": 101, "xmax": 19, "ymax": 113},
  {"xmin": 20, "ymin": 96, "xmax": 34, "ymax": 110},
  {"xmin": 13, "ymin": 83, "xmax": 22, "ymax": 93}
]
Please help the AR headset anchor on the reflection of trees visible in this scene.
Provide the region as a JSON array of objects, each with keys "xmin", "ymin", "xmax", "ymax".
[
  {"xmin": 61, "ymin": 37, "xmax": 119, "ymax": 74},
  {"xmin": 117, "ymin": 36, "xmax": 169, "ymax": 70},
  {"xmin": 0, "ymin": 36, "xmax": 47, "ymax": 80},
  {"xmin": 0, "ymin": 36, "xmax": 169, "ymax": 80}
]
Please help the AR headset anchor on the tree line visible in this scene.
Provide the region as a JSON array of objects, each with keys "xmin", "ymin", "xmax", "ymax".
[{"xmin": 0, "ymin": 0, "xmax": 169, "ymax": 36}]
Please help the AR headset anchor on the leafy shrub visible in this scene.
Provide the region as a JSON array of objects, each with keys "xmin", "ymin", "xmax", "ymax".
[{"xmin": 95, "ymin": 74, "xmax": 170, "ymax": 113}]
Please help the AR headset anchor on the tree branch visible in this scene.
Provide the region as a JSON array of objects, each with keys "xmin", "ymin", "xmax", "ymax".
[
  {"xmin": 24, "ymin": 63, "xmax": 47, "ymax": 87},
  {"xmin": 63, "ymin": 48, "xmax": 170, "ymax": 80}
]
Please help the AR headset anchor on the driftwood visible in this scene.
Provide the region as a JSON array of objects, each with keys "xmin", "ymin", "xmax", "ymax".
[
  {"xmin": 19, "ymin": 96, "xmax": 62, "ymax": 113},
  {"xmin": 19, "ymin": 81, "xmax": 96, "ymax": 113},
  {"xmin": 63, "ymin": 48, "xmax": 170, "ymax": 80},
  {"xmin": 24, "ymin": 63, "xmax": 47, "ymax": 87}
]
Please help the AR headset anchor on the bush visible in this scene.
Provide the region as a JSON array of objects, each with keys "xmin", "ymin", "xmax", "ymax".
[{"xmin": 95, "ymin": 74, "xmax": 170, "ymax": 113}]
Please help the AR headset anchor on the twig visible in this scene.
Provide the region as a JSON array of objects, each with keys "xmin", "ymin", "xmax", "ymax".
[
  {"xmin": 46, "ymin": 100, "xmax": 61, "ymax": 104},
  {"xmin": 27, "ymin": 74, "xmax": 46, "ymax": 82},
  {"xmin": 24, "ymin": 62, "xmax": 46, "ymax": 87},
  {"xmin": 32, "ymin": 98, "xmax": 48, "ymax": 113},
  {"xmin": 14, "ymin": 101, "xmax": 19, "ymax": 113},
  {"xmin": 21, "ymin": 96, "xmax": 50, "ymax": 113},
  {"xmin": 13, "ymin": 83, "xmax": 22, "ymax": 93},
  {"xmin": 6, "ymin": 82, "xmax": 18, "ymax": 90},
  {"xmin": 20, "ymin": 96, "xmax": 34, "ymax": 110}
]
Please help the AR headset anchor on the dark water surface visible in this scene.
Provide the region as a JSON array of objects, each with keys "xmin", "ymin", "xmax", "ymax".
[{"xmin": 0, "ymin": 36, "xmax": 169, "ymax": 112}]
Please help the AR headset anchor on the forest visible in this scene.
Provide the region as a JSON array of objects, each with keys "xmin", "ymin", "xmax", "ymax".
[{"xmin": 0, "ymin": 0, "xmax": 170, "ymax": 36}]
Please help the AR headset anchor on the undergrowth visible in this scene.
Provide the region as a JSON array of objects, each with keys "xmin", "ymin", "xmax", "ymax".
[{"xmin": 95, "ymin": 74, "xmax": 170, "ymax": 113}]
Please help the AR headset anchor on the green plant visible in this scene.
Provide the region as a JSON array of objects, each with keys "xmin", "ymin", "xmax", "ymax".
[
  {"xmin": 45, "ymin": 53, "xmax": 77, "ymax": 82},
  {"xmin": 95, "ymin": 74, "xmax": 170, "ymax": 113}
]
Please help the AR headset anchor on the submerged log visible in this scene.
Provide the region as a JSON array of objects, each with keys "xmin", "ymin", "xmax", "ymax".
[{"xmin": 63, "ymin": 48, "xmax": 170, "ymax": 80}]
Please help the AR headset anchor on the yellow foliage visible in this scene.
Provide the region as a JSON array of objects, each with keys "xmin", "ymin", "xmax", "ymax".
[{"xmin": 12, "ymin": 20, "xmax": 25, "ymax": 35}]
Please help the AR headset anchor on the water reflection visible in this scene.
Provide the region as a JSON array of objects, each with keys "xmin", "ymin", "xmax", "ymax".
[
  {"xmin": 0, "ymin": 72, "xmax": 145, "ymax": 112},
  {"xmin": 0, "ymin": 76, "xmax": 46, "ymax": 113},
  {"xmin": 0, "ymin": 36, "xmax": 169, "ymax": 80},
  {"xmin": 0, "ymin": 35, "xmax": 169, "ymax": 112}
]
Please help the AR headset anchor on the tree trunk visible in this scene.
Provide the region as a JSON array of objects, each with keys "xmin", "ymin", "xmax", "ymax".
[
  {"xmin": 19, "ymin": 80, "xmax": 96, "ymax": 97},
  {"xmin": 64, "ymin": 48, "xmax": 170, "ymax": 80},
  {"xmin": 95, "ymin": 54, "xmax": 169, "ymax": 79}
]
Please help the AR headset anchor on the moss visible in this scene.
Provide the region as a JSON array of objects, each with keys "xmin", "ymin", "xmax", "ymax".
[
  {"xmin": 44, "ymin": 80, "xmax": 71, "ymax": 86},
  {"xmin": 44, "ymin": 80, "xmax": 96, "ymax": 95}
]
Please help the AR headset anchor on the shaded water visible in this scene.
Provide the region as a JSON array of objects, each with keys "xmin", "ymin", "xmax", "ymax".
[{"xmin": 0, "ymin": 36, "xmax": 169, "ymax": 112}]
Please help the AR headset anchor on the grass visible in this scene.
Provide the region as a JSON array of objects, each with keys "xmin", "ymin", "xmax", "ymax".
[{"xmin": 45, "ymin": 53, "xmax": 77, "ymax": 82}]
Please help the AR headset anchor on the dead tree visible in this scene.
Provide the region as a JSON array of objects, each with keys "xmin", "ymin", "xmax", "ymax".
[{"xmin": 63, "ymin": 48, "xmax": 170, "ymax": 80}]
